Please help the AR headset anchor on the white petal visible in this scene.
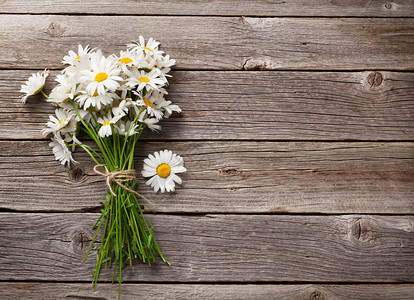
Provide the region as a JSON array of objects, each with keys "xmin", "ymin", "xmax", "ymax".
[
  {"xmin": 172, "ymin": 166, "xmax": 187, "ymax": 174},
  {"xmin": 144, "ymin": 157, "xmax": 158, "ymax": 168},
  {"xmin": 171, "ymin": 174, "xmax": 182, "ymax": 185},
  {"xmin": 141, "ymin": 169, "xmax": 156, "ymax": 177}
]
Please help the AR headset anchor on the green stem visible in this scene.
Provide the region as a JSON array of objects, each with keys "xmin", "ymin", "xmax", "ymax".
[
  {"xmin": 73, "ymin": 106, "xmax": 169, "ymax": 299},
  {"xmin": 39, "ymin": 89, "xmax": 50, "ymax": 100}
]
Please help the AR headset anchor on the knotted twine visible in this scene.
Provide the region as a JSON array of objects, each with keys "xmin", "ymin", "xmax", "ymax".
[{"xmin": 93, "ymin": 164, "xmax": 155, "ymax": 206}]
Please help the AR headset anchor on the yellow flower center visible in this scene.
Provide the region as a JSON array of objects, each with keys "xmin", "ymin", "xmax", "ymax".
[
  {"xmin": 144, "ymin": 47, "xmax": 153, "ymax": 52},
  {"xmin": 143, "ymin": 98, "xmax": 153, "ymax": 108},
  {"xmin": 88, "ymin": 89, "xmax": 99, "ymax": 97},
  {"xmin": 58, "ymin": 119, "xmax": 66, "ymax": 125},
  {"xmin": 139, "ymin": 77, "xmax": 150, "ymax": 83},
  {"xmin": 156, "ymin": 163, "xmax": 171, "ymax": 178},
  {"xmin": 113, "ymin": 104, "xmax": 119, "ymax": 108},
  {"xmin": 95, "ymin": 72, "xmax": 108, "ymax": 82},
  {"xmin": 103, "ymin": 120, "xmax": 111, "ymax": 126},
  {"xmin": 75, "ymin": 55, "xmax": 80, "ymax": 61},
  {"xmin": 119, "ymin": 57, "xmax": 133, "ymax": 64}
]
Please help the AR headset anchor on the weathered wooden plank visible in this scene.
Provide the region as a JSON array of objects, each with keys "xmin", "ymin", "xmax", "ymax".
[
  {"xmin": 0, "ymin": 214, "xmax": 413, "ymax": 282},
  {"xmin": 0, "ymin": 141, "xmax": 414, "ymax": 213},
  {"xmin": 1, "ymin": 283, "xmax": 414, "ymax": 300},
  {"xmin": 0, "ymin": 141, "xmax": 413, "ymax": 213},
  {"xmin": 1, "ymin": 0, "xmax": 414, "ymax": 17},
  {"xmin": 1, "ymin": 16, "xmax": 413, "ymax": 70},
  {"xmin": 2, "ymin": 70, "xmax": 414, "ymax": 140}
]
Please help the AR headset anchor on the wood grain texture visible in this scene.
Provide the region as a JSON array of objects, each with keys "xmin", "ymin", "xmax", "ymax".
[
  {"xmin": 1, "ymin": 141, "xmax": 413, "ymax": 213},
  {"xmin": 1, "ymin": 283, "xmax": 414, "ymax": 300},
  {"xmin": 0, "ymin": 213, "xmax": 413, "ymax": 282},
  {"xmin": 1, "ymin": 0, "xmax": 414, "ymax": 17},
  {"xmin": 3, "ymin": 70, "xmax": 414, "ymax": 140},
  {"xmin": 1, "ymin": 0, "xmax": 413, "ymax": 297},
  {"xmin": 1, "ymin": 16, "xmax": 413, "ymax": 70}
]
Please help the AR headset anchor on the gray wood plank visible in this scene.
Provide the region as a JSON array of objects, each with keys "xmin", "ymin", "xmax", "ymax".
[
  {"xmin": 1, "ymin": 16, "xmax": 413, "ymax": 70},
  {"xmin": 1, "ymin": 141, "xmax": 413, "ymax": 214},
  {"xmin": 0, "ymin": 213, "xmax": 413, "ymax": 282},
  {"xmin": 1, "ymin": 0, "xmax": 413, "ymax": 17},
  {"xmin": 3, "ymin": 70, "xmax": 414, "ymax": 140},
  {"xmin": 1, "ymin": 283, "xmax": 414, "ymax": 300}
]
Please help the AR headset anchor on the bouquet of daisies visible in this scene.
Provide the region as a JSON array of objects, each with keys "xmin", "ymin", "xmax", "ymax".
[{"xmin": 20, "ymin": 36, "xmax": 186, "ymax": 296}]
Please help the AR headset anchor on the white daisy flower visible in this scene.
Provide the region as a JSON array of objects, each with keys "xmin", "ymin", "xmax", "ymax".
[
  {"xmin": 146, "ymin": 90, "xmax": 181, "ymax": 118},
  {"xmin": 157, "ymin": 98, "xmax": 182, "ymax": 118},
  {"xmin": 135, "ymin": 92, "xmax": 164, "ymax": 119},
  {"xmin": 49, "ymin": 133, "xmax": 77, "ymax": 167},
  {"xmin": 63, "ymin": 56, "xmax": 92, "ymax": 77},
  {"xmin": 112, "ymin": 99, "xmax": 129, "ymax": 117},
  {"xmin": 142, "ymin": 150, "xmax": 186, "ymax": 193},
  {"xmin": 97, "ymin": 114, "xmax": 124, "ymax": 138},
  {"xmin": 157, "ymin": 54, "xmax": 176, "ymax": 80},
  {"xmin": 58, "ymin": 102, "xmax": 93, "ymax": 123},
  {"xmin": 116, "ymin": 89, "xmax": 139, "ymax": 113},
  {"xmin": 76, "ymin": 91, "xmax": 114, "ymax": 110},
  {"xmin": 47, "ymin": 75, "xmax": 81, "ymax": 103},
  {"xmin": 138, "ymin": 55, "xmax": 158, "ymax": 71},
  {"xmin": 127, "ymin": 36, "xmax": 164, "ymax": 60},
  {"xmin": 62, "ymin": 44, "xmax": 90, "ymax": 66},
  {"xmin": 143, "ymin": 118, "xmax": 161, "ymax": 132},
  {"xmin": 115, "ymin": 50, "xmax": 143, "ymax": 68},
  {"xmin": 125, "ymin": 68, "xmax": 166, "ymax": 91},
  {"xmin": 55, "ymin": 73, "xmax": 80, "ymax": 91},
  {"xmin": 138, "ymin": 112, "xmax": 161, "ymax": 132},
  {"xmin": 115, "ymin": 120, "xmax": 139, "ymax": 137},
  {"xmin": 20, "ymin": 69, "xmax": 49, "ymax": 103},
  {"xmin": 42, "ymin": 108, "xmax": 77, "ymax": 136},
  {"xmin": 82, "ymin": 51, "xmax": 123, "ymax": 95},
  {"xmin": 48, "ymin": 85, "xmax": 71, "ymax": 103},
  {"xmin": 111, "ymin": 99, "xmax": 131, "ymax": 117}
]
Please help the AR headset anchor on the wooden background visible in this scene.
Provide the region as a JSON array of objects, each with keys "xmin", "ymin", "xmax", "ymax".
[{"xmin": 1, "ymin": 1, "xmax": 414, "ymax": 299}]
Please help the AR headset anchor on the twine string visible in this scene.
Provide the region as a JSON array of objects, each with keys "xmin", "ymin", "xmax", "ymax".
[{"xmin": 93, "ymin": 164, "xmax": 155, "ymax": 206}]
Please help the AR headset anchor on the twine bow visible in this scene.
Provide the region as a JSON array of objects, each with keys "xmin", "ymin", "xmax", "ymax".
[{"xmin": 93, "ymin": 164, "xmax": 155, "ymax": 206}]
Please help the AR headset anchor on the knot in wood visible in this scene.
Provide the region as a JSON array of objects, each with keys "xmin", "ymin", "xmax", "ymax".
[
  {"xmin": 219, "ymin": 168, "xmax": 250, "ymax": 178},
  {"xmin": 308, "ymin": 290, "xmax": 327, "ymax": 300},
  {"xmin": 385, "ymin": 3, "xmax": 392, "ymax": 9},
  {"xmin": 351, "ymin": 218, "xmax": 379, "ymax": 244},
  {"xmin": 68, "ymin": 166, "xmax": 85, "ymax": 182},
  {"xmin": 367, "ymin": 72, "xmax": 383, "ymax": 88},
  {"xmin": 243, "ymin": 58, "xmax": 264, "ymax": 70},
  {"xmin": 242, "ymin": 56, "xmax": 275, "ymax": 70},
  {"xmin": 46, "ymin": 21, "xmax": 66, "ymax": 37},
  {"xmin": 219, "ymin": 168, "xmax": 240, "ymax": 176},
  {"xmin": 71, "ymin": 229, "xmax": 93, "ymax": 253}
]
